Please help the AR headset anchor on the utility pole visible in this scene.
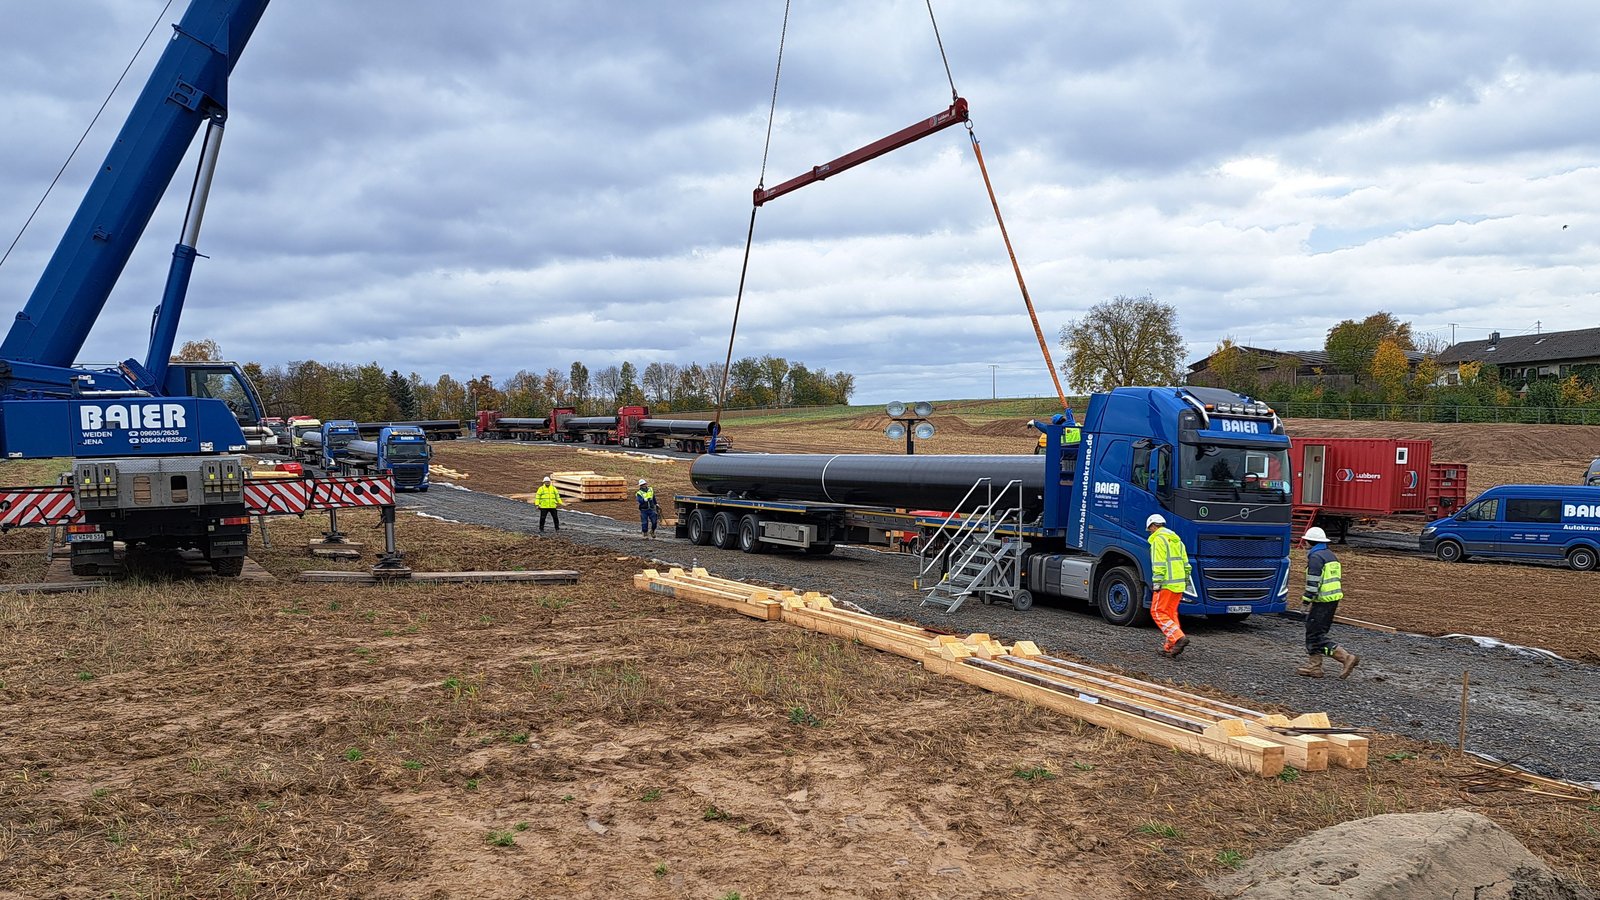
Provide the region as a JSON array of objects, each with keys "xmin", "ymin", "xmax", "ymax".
[
  {"xmin": 1449, "ymin": 323, "xmax": 1457, "ymax": 347},
  {"xmin": 990, "ymin": 364, "xmax": 998, "ymax": 400}
]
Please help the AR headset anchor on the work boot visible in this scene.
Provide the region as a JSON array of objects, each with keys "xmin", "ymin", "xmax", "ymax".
[
  {"xmin": 1332, "ymin": 646, "xmax": 1360, "ymax": 678},
  {"xmin": 1296, "ymin": 654, "xmax": 1325, "ymax": 678},
  {"xmin": 1167, "ymin": 636, "xmax": 1189, "ymax": 659}
]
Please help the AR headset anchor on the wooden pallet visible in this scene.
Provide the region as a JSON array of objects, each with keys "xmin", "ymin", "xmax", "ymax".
[
  {"xmin": 549, "ymin": 470, "xmax": 630, "ymax": 501},
  {"xmin": 633, "ymin": 568, "xmax": 1368, "ymax": 778}
]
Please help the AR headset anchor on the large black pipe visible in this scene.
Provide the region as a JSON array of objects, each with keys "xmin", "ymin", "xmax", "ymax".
[
  {"xmin": 638, "ymin": 419, "xmax": 715, "ymax": 435},
  {"xmin": 690, "ymin": 453, "xmax": 1048, "ymax": 514},
  {"xmin": 495, "ymin": 417, "xmax": 548, "ymax": 428},
  {"xmin": 564, "ymin": 416, "xmax": 618, "ymax": 429}
]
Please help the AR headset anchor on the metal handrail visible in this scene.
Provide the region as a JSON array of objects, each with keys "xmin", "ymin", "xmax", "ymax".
[{"xmin": 920, "ymin": 478, "xmax": 1025, "ymax": 600}]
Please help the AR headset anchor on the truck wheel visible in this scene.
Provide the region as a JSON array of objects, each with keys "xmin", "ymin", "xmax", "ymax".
[
  {"xmin": 210, "ymin": 556, "xmax": 245, "ymax": 577},
  {"xmin": 737, "ymin": 515, "xmax": 767, "ymax": 554},
  {"xmin": 686, "ymin": 509, "xmax": 712, "ymax": 545},
  {"xmin": 804, "ymin": 543, "xmax": 836, "ymax": 556},
  {"xmin": 1434, "ymin": 539, "xmax": 1465, "ymax": 563},
  {"xmin": 711, "ymin": 512, "xmax": 739, "ymax": 550},
  {"xmin": 1096, "ymin": 565, "xmax": 1151, "ymax": 627},
  {"xmin": 1568, "ymin": 545, "xmax": 1598, "ymax": 572},
  {"xmin": 1011, "ymin": 589, "xmax": 1034, "ymax": 611}
]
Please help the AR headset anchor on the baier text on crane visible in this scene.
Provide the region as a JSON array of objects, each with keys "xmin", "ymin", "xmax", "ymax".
[{"xmin": 78, "ymin": 402, "xmax": 189, "ymax": 446}]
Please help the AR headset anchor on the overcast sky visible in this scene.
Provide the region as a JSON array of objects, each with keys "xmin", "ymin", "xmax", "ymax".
[{"xmin": 1, "ymin": 1, "xmax": 1596, "ymax": 404}]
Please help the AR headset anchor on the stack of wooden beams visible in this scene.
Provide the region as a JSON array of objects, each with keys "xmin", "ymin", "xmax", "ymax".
[
  {"xmin": 634, "ymin": 567, "xmax": 1368, "ymax": 779},
  {"xmin": 549, "ymin": 471, "xmax": 629, "ymax": 501}
]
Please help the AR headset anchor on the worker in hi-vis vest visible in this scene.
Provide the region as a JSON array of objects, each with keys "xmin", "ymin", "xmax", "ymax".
[
  {"xmin": 1297, "ymin": 527, "xmax": 1360, "ymax": 678},
  {"xmin": 1146, "ymin": 514, "xmax": 1190, "ymax": 658},
  {"xmin": 535, "ymin": 476, "xmax": 564, "ymax": 533},
  {"xmin": 1028, "ymin": 412, "xmax": 1081, "ymax": 455}
]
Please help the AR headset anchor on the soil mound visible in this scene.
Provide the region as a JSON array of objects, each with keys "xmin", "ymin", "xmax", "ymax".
[
  {"xmin": 845, "ymin": 414, "xmax": 978, "ymax": 436},
  {"xmin": 1209, "ymin": 808, "xmax": 1594, "ymax": 899}
]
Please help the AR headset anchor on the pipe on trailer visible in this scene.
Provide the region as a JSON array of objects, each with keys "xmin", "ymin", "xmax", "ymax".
[{"xmin": 689, "ymin": 453, "xmax": 1048, "ymax": 515}]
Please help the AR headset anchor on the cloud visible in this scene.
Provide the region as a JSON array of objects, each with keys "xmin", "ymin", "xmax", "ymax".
[{"xmin": 0, "ymin": 0, "xmax": 1596, "ymax": 404}]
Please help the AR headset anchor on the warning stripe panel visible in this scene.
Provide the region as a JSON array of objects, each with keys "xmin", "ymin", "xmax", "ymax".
[
  {"xmin": 0, "ymin": 486, "xmax": 83, "ymax": 527},
  {"xmin": 245, "ymin": 480, "xmax": 311, "ymax": 516},
  {"xmin": 308, "ymin": 476, "xmax": 395, "ymax": 510}
]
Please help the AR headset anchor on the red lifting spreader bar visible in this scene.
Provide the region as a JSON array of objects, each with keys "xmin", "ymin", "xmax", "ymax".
[{"xmin": 753, "ymin": 97, "xmax": 969, "ymax": 207}]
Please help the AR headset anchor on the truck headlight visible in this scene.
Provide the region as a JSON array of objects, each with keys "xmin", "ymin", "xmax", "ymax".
[
  {"xmin": 1276, "ymin": 568, "xmax": 1289, "ymax": 598},
  {"xmin": 1422, "ymin": 525, "xmax": 1436, "ymax": 536}
]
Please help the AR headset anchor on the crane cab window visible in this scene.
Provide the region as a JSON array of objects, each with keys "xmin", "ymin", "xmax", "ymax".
[{"xmin": 187, "ymin": 369, "xmax": 255, "ymax": 423}]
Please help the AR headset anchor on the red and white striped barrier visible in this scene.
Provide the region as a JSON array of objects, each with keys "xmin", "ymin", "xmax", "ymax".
[
  {"xmin": 308, "ymin": 475, "xmax": 395, "ymax": 510},
  {"xmin": 244, "ymin": 480, "xmax": 311, "ymax": 516},
  {"xmin": 0, "ymin": 476, "xmax": 396, "ymax": 530},
  {"xmin": 0, "ymin": 486, "xmax": 83, "ymax": 527}
]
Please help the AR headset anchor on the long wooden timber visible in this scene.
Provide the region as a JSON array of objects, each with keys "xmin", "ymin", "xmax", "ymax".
[
  {"xmin": 633, "ymin": 568, "xmax": 1367, "ymax": 777},
  {"xmin": 298, "ymin": 569, "xmax": 579, "ymax": 585}
]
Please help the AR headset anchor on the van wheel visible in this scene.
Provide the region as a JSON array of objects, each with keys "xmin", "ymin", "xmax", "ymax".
[
  {"xmin": 1435, "ymin": 539, "xmax": 1465, "ymax": 563},
  {"xmin": 1568, "ymin": 545, "xmax": 1598, "ymax": 572},
  {"xmin": 711, "ymin": 512, "xmax": 739, "ymax": 550},
  {"xmin": 737, "ymin": 515, "xmax": 767, "ymax": 554},
  {"xmin": 686, "ymin": 509, "xmax": 712, "ymax": 545},
  {"xmin": 1096, "ymin": 565, "xmax": 1151, "ymax": 627}
]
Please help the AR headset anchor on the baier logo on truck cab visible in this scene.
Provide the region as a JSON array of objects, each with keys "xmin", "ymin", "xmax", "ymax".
[
  {"xmin": 1216, "ymin": 418, "xmax": 1261, "ymax": 434},
  {"xmin": 73, "ymin": 400, "xmax": 197, "ymax": 452}
]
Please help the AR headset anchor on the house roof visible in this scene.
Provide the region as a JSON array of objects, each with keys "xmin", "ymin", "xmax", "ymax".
[
  {"xmin": 1437, "ymin": 326, "xmax": 1600, "ymax": 366},
  {"xmin": 1188, "ymin": 346, "xmax": 1426, "ymax": 373}
]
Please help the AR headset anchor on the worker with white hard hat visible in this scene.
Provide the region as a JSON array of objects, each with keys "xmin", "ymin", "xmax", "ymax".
[
  {"xmin": 534, "ymin": 475, "xmax": 564, "ymax": 533},
  {"xmin": 1145, "ymin": 513, "xmax": 1190, "ymax": 659},
  {"xmin": 1297, "ymin": 526, "xmax": 1359, "ymax": 678},
  {"xmin": 635, "ymin": 478, "xmax": 660, "ymax": 539}
]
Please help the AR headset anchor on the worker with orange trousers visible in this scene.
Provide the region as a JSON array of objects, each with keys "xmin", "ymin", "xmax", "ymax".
[{"xmin": 1146, "ymin": 514, "xmax": 1190, "ymax": 658}]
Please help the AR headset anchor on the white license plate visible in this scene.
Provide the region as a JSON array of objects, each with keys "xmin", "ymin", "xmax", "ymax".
[
  {"xmin": 67, "ymin": 532, "xmax": 106, "ymax": 543},
  {"xmin": 1226, "ymin": 604, "xmax": 1251, "ymax": 613}
]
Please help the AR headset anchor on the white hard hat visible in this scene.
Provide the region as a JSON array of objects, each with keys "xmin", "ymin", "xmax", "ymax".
[
  {"xmin": 638, "ymin": 478, "xmax": 648, "ymax": 485},
  {"xmin": 1145, "ymin": 514, "xmax": 1166, "ymax": 528},
  {"xmin": 542, "ymin": 476, "xmax": 551, "ymax": 483},
  {"xmin": 1303, "ymin": 526, "xmax": 1330, "ymax": 543}
]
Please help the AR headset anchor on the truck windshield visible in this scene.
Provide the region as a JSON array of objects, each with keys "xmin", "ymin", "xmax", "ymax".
[
  {"xmin": 388, "ymin": 442, "xmax": 429, "ymax": 461},
  {"xmin": 1179, "ymin": 444, "xmax": 1290, "ymax": 500},
  {"xmin": 328, "ymin": 434, "xmax": 355, "ymax": 450}
]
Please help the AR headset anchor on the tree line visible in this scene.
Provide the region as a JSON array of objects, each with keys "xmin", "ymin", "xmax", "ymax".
[{"xmin": 175, "ymin": 342, "xmax": 855, "ymax": 421}]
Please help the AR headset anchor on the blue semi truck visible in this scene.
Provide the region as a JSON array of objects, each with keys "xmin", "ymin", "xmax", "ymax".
[
  {"xmin": 342, "ymin": 426, "xmax": 432, "ymax": 492},
  {"xmin": 675, "ymin": 385, "xmax": 1293, "ymax": 624}
]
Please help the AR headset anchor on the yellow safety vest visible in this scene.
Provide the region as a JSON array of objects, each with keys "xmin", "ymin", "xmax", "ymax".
[
  {"xmin": 1148, "ymin": 526, "xmax": 1190, "ymax": 592},
  {"xmin": 1062, "ymin": 427, "xmax": 1081, "ymax": 445},
  {"xmin": 1305, "ymin": 547, "xmax": 1344, "ymax": 603},
  {"xmin": 535, "ymin": 484, "xmax": 563, "ymax": 508}
]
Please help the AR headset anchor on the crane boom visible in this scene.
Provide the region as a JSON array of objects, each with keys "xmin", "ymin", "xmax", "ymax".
[{"xmin": 0, "ymin": 0, "xmax": 268, "ymax": 370}]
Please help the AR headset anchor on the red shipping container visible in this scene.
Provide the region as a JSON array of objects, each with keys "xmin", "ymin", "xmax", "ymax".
[{"xmin": 1291, "ymin": 438, "xmax": 1434, "ymax": 516}]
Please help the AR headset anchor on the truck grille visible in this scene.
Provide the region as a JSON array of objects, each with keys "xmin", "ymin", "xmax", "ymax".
[
  {"xmin": 1206, "ymin": 585, "xmax": 1273, "ymax": 601},
  {"xmin": 1204, "ymin": 567, "xmax": 1276, "ymax": 582},
  {"xmin": 1198, "ymin": 535, "xmax": 1285, "ymax": 561},
  {"xmin": 395, "ymin": 470, "xmax": 425, "ymax": 486}
]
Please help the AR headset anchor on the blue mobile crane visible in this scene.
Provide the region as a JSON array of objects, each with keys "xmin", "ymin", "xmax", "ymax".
[
  {"xmin": 678, "ymin": 385, "xmax": 1293, "ymax": 623},
  {"xmin": 0, "ymin": 1, "xmax": 271, "ymax": 575}
]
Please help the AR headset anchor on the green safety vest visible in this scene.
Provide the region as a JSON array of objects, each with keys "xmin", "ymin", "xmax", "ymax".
[
  {"xmin": 1062, "ymin": 427, "xmax": 1081, "ymax": 445},
  {"xmin": 1148, "ymin": 527, "xmax": 1190, "ymax": 592},
  {"xmin": 535, "ymin": 484, "xmax": 563, "ymax": 508}
]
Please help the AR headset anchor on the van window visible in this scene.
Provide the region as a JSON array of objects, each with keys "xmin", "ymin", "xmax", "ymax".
[
  {"xmin": 1506, "ymin": 498, "xmax": 1561, "ymax": 524},
  {"xmin": 1461, "ymin": 498, "xmax": 1499, "ymax": 521}
]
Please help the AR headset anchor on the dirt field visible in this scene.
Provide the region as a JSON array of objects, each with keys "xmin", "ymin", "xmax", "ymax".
[{"xmin": 4, "ymin": 414, "xmax": 1599, "ymax": 896}]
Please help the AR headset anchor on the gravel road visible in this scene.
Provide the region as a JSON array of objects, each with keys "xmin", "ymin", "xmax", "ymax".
[{"xmin": 401, "ymin": 485, "xmax": 1600, "ymax": 783}]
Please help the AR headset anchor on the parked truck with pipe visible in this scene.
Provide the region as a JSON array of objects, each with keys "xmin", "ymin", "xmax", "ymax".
[
  {"xmin": 475, "ymin": 407, "xmax": 576, "ymax": 441},
  {"xmin": 675, "ymin": 386, "xmax": 1293, "ymax": 625},
  {"xmin": 341, "ymin": 425, "xmax": 431, "ymax": 491}
]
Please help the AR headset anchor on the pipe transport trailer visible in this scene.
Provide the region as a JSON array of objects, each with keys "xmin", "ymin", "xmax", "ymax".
[
  {"xmin": 475, "ymin": 408, "xmax": 577, "ymax": 441},
  {"xmin": 476, "ymin": 405, "xmax": 725, "ymax": 452},
  {"xmin": 342, "ymin": 426, "xmax": 431, "ymax": 491},
  {"xmin": 676, "ymin": 386, "xmax": 1294, "ymax": 624},
  {"xmin": 356, "ymin": 420, "xmax": 461, "ymax": 442},
  {"xmin": 288, "ymin": 417, "xmax": 322, "ymax": 458},
  {"xmin": 0, "ymin": 0, "xmax": 403, "ymax": 576},
  {"xmin": 1290, "ymin": 437, "xmax": 1469, "ymax": 541},
  {"xmin": 616, "ymin": 409, "xmax": 723, "ymax": 453}
]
